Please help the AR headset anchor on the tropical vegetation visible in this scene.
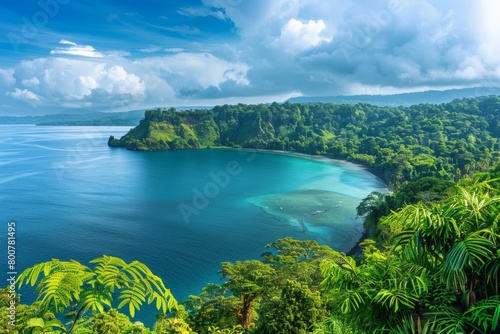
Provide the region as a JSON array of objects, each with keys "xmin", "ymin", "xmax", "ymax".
[
  {"xmin": 3, "ymin": 97, "xmax": 500, "ymax": 332},
  {"xmin": 109, "ymin": 96, "xmax": 500, "ymax": 185}
]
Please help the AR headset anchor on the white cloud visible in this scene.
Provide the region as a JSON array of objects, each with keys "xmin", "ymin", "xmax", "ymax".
[
  {"xmin": 201, "ymin": 0, "xmax": 500, "ymax": 97},
  {"xmin": 99, "ymin": 65, "xmax": 145, "ymax": 96},
  {"xmin": 140, "ymin": 46, "xmax": 162, "ymax": 53},
  {"xmin": 50, "ymin": 40, "xmax": 104, "ymax": 58},
  {"xmin": 277, "ymin": 18, "xmax": 332, "ymax": 53},
  {"xmin": 74, "ymin": 76, "xmax": 98, "ymax": 99},
  {"xmin": 472, "ymin": 0, "xmax": 500, "ymax": 66},
  {"xmin": 4, "ymin": 0, "xmax": 500, "ymax": 115},
  {"xmin": 0, "ymin": 69, "xmax": 16, "ymax": 86},
  {"xmin": 203, "ymin": 0, "xmax": 300, "ymax": 36},
  {"xmin": 177, "ymin": 6, "xmax": 226, "ymax": 20},
  {"xmin": 456, "ymin": 56, "xmax": 488, "ymax": 80},
  {"xmin": 143, "ymin": 52, "xmax": 249, "ymax": 90},
  {"xmin": 164, "ymin": 48, "xmax": 184, "ymax": 53},
  {"xmin": 7, "ymin": 88, "xmax": 42, "ymax": 103},
  {"xmin": 22, "ymin": 77, "xmax": 40, "ymax": 88},
  {"xmin": 14, "ymin": 57, "xmax": 146, "ymax": 106},
  {"xmin": 59, "ymin": 39, "xmax": 77, "ymax": 46},
  {"xmin": 3, "ymin": 46, "xmax": 248, "ymax": 111}
]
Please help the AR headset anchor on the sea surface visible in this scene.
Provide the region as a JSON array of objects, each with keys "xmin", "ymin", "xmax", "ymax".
[{"xmin": 0, "ymin": 125, "xmax": 386, "ymax": 324}]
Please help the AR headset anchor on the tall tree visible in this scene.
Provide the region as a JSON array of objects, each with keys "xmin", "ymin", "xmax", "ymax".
[
  {"xmin": 356, "ymin": 191, "xmax": 391, "ymax": 235},
  {"xmin": 256, "ymin": 280, "xmax": 324, "ymax": 334},
  {"xmin": 261, "ymin": 237, "xmax": 337, "ymax": 289},
  {"xmin": 219, "ymin": 261, "xmax": 275, "ymax": 331},
  {"xmin": 183, "ymin": 283, "xmax": 240, "ymax": 332}
]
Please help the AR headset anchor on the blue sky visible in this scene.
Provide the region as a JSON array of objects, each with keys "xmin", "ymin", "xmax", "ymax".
[{"xmin": 1, "ymin": 0, "xmax": 499, "ymax": 115}]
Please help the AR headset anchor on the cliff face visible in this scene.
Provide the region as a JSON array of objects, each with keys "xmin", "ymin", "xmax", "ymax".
[
  {"xmin": 109, "ymin": 108, "xmax": 215, "ymax": 150},
  {"xmin": 108, "ymin": 104, "xmax": 296, "ymax": 151}
]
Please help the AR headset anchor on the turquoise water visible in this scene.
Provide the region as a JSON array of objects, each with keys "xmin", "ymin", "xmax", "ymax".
[{"xmin": 0, "ymin": 125, "xmax": 386, "ymax": 324}]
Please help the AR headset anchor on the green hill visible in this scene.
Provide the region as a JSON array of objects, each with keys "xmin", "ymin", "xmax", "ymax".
[{"xmin": 109, "ymin": 97, "xmax": 500, "ymax": 185}]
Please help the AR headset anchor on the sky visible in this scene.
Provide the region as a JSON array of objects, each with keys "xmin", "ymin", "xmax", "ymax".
[{"xmin": 1, "ymin": 0, "xmax": 500, "ymax": 115}]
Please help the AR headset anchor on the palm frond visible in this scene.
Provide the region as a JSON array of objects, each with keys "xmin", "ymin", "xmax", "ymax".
[
  {"xmin": 441, "ymin": 233, "xmax": 494, "ymax": 291},
  {"xmin": 339, "ymin": 290, "xmax": 365, "ymax": 313},
  {"xmin": 463, "ymin": 295, "xmax": 500, "ymax": 333}
]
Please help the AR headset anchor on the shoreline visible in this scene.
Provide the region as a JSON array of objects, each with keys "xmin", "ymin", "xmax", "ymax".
[
  {"xmin": 226, "ymin": 147, "xmax": 389, "ymax": 254},
  {"xmin": 216, "ymin": 147, "xmax": 391, "ymax": 191},
  {"xmin": 114, "ymin": 144, "xmax": 390, "ymax": 254}
]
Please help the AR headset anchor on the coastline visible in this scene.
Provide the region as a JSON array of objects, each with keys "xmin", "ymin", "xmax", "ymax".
[
  {"xmin": 113, "ymin": 143, "xmax": 390, "ymax": 254},
  {"xmin": 217, "ymin": 147, "xmax": 390, "ymax": 191},
  {"xmin": 222, "ymin": 147, "xmax": 389, "ymax": 254}
]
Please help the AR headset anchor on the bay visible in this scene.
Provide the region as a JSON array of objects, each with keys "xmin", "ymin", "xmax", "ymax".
[{"xmin": 0, "ymin": 125, "xmax": 386, "ymax": 324}]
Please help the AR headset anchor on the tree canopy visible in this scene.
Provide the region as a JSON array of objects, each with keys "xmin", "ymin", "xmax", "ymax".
[{"xmin": 109, "ymin": 96, "xmax": 500, "ymax": 185}]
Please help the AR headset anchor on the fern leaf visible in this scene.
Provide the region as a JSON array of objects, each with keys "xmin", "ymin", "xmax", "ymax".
[
  {"xmin": 37, "ymin": 271, "xmax": 83, "ymax": 312},
  {"xmin": 81, "ymin": 289, "xmax": 112, "ymax": 314}
]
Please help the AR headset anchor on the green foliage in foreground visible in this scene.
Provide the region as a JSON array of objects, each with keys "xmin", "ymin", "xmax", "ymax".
[
  {"xmin": 109, "ymin": 96, "xmax": 500, "ymax": 185},
  {"xmin": 3, "ymin": 171, "xmax": 500, "ymax": 333},
  {"xmin": 323, "ymin": 178, "xmax": 500, "ymax": 333},
  {"xmin": 10, "ymin": 255, "xmax": 177, "ymax": 333}
]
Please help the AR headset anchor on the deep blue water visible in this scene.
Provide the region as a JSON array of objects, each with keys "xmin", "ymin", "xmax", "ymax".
[{"xmin": 0, "ymin": 125, "xmax": 386, "ymax": 325}]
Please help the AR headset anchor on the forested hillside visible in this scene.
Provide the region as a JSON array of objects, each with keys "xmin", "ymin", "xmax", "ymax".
[{"xmin": 109, "ymin": 96, "xmax": 500, "ymax": 185}]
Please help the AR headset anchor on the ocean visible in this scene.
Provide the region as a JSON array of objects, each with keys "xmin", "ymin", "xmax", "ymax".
[{"xmin": 0, "ymin": 125, "xmax": 386, "ymax": 325}]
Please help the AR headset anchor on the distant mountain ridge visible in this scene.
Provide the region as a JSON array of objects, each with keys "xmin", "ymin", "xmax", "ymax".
[
  {"xmin": 287, "ymin": 87, "xmax": 500, "ymax": 106},
  {"xmin": 0, "ymin": 110, "xmax": 146, "ymax": 125},
  {"xmin": 1, "ymin": 87, "xmax": 499, "ymax": 125},
  {"xmin": 0, "ymin": 106, "xmax": 213, "ymax": 125}
]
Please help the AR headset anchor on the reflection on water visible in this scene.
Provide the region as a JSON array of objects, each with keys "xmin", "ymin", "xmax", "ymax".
[{"xmin": 248, "ymin": 189, "xmax": 365, "ymax": 252}]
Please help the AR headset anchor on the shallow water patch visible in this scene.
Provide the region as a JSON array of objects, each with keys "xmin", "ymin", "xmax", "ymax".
[{"xmin": 248, "ymin": 189, "xmax": 365, "ymax": 252}]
